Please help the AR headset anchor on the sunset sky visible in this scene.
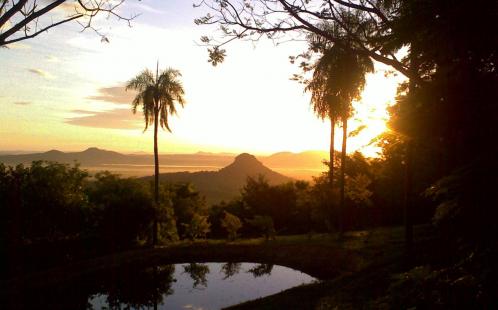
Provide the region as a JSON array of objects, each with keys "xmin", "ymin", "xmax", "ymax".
[{"xmin": 0, "ymin": 0, "xmax": 404, "ymax": 157}]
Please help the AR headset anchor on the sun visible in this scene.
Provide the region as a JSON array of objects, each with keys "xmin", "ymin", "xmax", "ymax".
[{"xmin": 341, "ymin": 69, "xmax": 404, "ymax": 158}]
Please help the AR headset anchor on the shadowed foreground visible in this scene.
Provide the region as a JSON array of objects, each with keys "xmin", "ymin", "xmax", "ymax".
[{"xmin": 1, "ymin": 225, "xmax": 432, "ymax": 298}]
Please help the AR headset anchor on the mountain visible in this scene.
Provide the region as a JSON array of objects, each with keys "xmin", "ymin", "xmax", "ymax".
[
  {"xmin": 148, "ymin": 153, "xmax": 292, "ymax": 204},
  {"xmin": 0, "ymin": 148, "xmax": 327, "ymax": 179},
  {"xmin": 0, "ymin": 147, "xmax": 126, "ymax": 165},
  {"xmin": 0, "ymin": 150, "xmax": 37, "ymax": 155},
  {"xmin": 0, "ymin": 147, "xmax": 233, "ymax": 168}
]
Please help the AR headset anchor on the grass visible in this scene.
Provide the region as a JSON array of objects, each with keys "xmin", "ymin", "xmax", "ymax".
[
  {"xmin": 1, "ymin": 224, "xmax": 437, "ymax": 308},
  {"xmin": 226, "ymin": 225, "xmax": 439, "ymax": 309}
]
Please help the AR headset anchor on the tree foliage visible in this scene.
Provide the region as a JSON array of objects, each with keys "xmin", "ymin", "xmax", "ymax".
[
  {"xmin": 86, "ymin": 171, "xmax": 155, "ymax": 248},
  {"xmin": 0, "ymin": 161, "xmax": 88, "ymax": 243},
  {"xmin": 196, "ymin": 0, "xmax": 417, "ymax": 78},
  {"xmin": 182, "ymin": 213, "xmax": 211, "ymax": 241},
  {"xmin": 220, "ymin": 210, "xmax": 242, "ymax": 241},
  {"xmin": 126, "ymin": 68, "xmax": 186, "ymax": 133},
  {"xmin": 247, "ymin": 215, "xmax": 275, "ymax": 240}
]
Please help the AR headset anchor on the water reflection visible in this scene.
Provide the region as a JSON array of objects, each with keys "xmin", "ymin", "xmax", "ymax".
[
  {"xmin": 183, "ymin": 263, "xmax": 210, "ymax": 289},
  {"xmin": 98, "ymin": 265, "xmax": 175, "ymax": 309},
  {"xmin": 221, "ymin": 262, "xmax": 242, "ymax": 279},
  {"xmin": 247, "ymin": 263, "xmax": 274, "ymax": 278},
  {"xmin": 6, "ymin": 263, "xmax": 315, "ymax": 309}
]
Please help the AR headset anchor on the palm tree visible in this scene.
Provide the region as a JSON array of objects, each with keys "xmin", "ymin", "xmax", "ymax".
[
  {"xmin": 307, "ymin": 43, "xmax": 373, "ymax": 233},
  {"xmin": 305, "ymin": 50, "xmax": 342, "ymax": 229},
  {"xmin": 330, "ymin": 44, "xmax": 373, "ymax": 233},
  {"xmin": 126, "ymin": 64, "xmax": 186, "ymax": 245}
]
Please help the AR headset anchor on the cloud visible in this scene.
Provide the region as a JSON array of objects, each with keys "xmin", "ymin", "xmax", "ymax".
[
  {"xmin": 71, "ymin": 109, "xmax": 94, "ymax": 114},
  {"xmin": 87, "ymin": 85, "xmax": 137, "ymax": 104},
  {"xmin": 45, "ymin": 55, "xmax": 59, "ymax": 63},
  {"xmin": 65, "ymin": 108, "xmax": 143, "ymax": 129},
  {"xmin": 28, "ymin": 68, "xmax": 55, "ymax": 79},
  {"xmin": 13, "ymin": 101, "xmax": 32, "ymax": 106}
]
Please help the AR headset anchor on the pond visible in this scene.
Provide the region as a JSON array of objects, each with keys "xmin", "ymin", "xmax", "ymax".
[{"xmin": 13, "ymin": 262, "xmax": 316, "ymax": 309}]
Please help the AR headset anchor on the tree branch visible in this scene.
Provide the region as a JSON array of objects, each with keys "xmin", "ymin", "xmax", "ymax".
[
  {"xmin": 0, "ymin": 0, "xmax": 65, "ymax": 42},
  {"xmin": 0, "ymin": 0, "xmax": 28, "ymax": 29},
  {"xmin": 196, "ymin": 0, "xmax": 423, "ymax": 82},
  {"xmin": 3, "ymin": 13, "xmax": 81, "ymax": 45},
  {"xmin": 0, "ymin": 0, "xmax": 136, "ymax": 47}
]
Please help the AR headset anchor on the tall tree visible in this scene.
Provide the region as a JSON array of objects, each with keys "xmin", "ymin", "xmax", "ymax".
[
  {"xmin": 313, "ymin": 43, "xmax": 373, "ymax": 232},
  {"xmin": 126, "ymin": 65, "xmax": 186, "ymax": 245},
  {"xmin": 305, "ymin": 46, "xmax": 341, "ymax": 230}
]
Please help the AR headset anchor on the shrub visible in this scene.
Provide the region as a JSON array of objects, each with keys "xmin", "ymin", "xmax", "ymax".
[
  {"xmin": 247, "ymin": 215, "xmax": 275, "ymax": 240},
  {"xmin": 182, "ymin": 213, "xmax": 211, "ymax": 240},
  {"xmin": 0, "ymin": 161, "xmax": 89, "ymax": 243},
  {"xmin": 86, "ymin": 172, "xmax": 154, "ymax": 247},
  {"xmin": 220, "ymin": 211, "xmax": 242, "ymax": 241}
]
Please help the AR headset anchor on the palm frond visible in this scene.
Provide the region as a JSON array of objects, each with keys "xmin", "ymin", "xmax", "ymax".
[
  {"xmin": 126, "ymin": 70, "xmax": 155, "ymax": 92},
  {"xmin": 305, "ymin": 42, "xmax": 374, "ymax": 123},
  {"xmin": 160, "ymin": 106, "xmax": 172, "ymax": 133},
  {"xmin": 128, "ymin": 66, "xmax": 186, "ymax": 133}
]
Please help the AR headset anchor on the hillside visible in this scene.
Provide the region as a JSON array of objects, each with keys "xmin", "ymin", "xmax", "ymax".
[
  {"xmin": 149, "ymin": 153, "xmax": 292, "ymax": 204},
  {"xmin": 0, "ymin": 148, "xmax": 327, "ymax": 179}
]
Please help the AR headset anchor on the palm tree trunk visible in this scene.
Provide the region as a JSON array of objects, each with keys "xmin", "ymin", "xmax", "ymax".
[
  {"xmin": 153, "ymin": 109, "xmax": 159, "ymax": 246},
  {"xmin": 404, "ymin": 140, "xmax": 413, "ymax": 250},
  {"xmin": 404, "ymin": 46, "xmax": 418, "ymax": 251},
  {"xmin": 339, "ymin": 117, "xmax": 348, "ymax": 234},
  {"xmin": 329, "ymin": 117, "xmax": 335, "ymax": 231}
]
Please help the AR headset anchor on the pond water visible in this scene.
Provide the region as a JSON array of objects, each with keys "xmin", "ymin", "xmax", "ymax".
[
  {"xmin": 14, "ymin": 262, "xmax": 316, "ymax": 309},
  {"xmin": 89, "ymin": 262, "xmax": 315, "ymax": 309}
]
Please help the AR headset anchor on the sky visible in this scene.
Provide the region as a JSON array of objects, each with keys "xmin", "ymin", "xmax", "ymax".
[{"xmin": 0, "ymin": 0, "xmax": 404, "ymax": 157}]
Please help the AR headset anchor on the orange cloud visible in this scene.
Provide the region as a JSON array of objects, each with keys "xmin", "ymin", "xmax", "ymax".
[
  {"xmin": 65, "ymin": 108, "xmax": 142, "ymax": 129},
  {"xmin": 87, "ymin": 86, "xmax": 137, "ymax": 104}
]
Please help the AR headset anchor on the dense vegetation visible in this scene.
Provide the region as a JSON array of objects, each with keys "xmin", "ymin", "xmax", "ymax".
[
  {"xmin": 0, "ymin": 152, "xmax": 409, "ymax": 243},
  {"xmin": 0, "ymin": 146, "xmax": 433, "ymax": 279}
]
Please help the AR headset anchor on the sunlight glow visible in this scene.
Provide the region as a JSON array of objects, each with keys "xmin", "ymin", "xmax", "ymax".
[
  {"xmin": 344, "ymin": 70, "xmax": 403, "ymax": 157},
  {"xmin": 0, "ymin": 2, "xmax": 405, "ymax": 158}
]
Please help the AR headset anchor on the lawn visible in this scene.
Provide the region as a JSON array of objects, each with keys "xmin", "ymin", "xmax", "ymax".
[{"xmin": 2, "ymin": 224, "xmax": 439, "ymax": 308}]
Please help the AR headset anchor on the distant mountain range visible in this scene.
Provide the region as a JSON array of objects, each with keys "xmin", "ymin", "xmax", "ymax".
[
  {"xmin": 0, "ymin": 147, "xmax": 328, "ymax": 179},
  {"xmin": 144, "ymin": 153, "xmax": 292, "ymax": 204},
  {"xmin": 0, "ymin": 147, "xmax": 328, "ymax": 204},
  {"xmin": 0, "ymin": 147, "xmax": 235, "ymax": 167}
]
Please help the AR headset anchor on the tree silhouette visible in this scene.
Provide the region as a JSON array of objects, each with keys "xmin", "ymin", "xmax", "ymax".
[
  {"xmin": 305, "ymin": 39, "xmax": 341, "ymax": 230},
  {"xmin": 196, "ymin": 0, "xmax": 420, "ymax": 81},
  {"xmin": 126, "ymin": 64, "xmax": 186, "ymax": 245},
  {"xmin": 308, "ymin": 41, "xmax": 373, "ymax": 232}
]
